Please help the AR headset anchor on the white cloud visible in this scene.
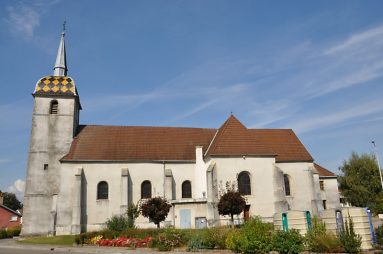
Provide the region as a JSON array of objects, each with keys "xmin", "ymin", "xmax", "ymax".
[
  {"xmin": 7, "ymin": 179, "xmax": 26, "ymax": 201},
  {"xmin": 286, "ymin": 98, "xmax": 383, "ymax": 134},
  {"xmin": 5, "ymin": 5, "xmax": 40, "ymax": 40},
  {"xmin": 4, "ymin": 0, "xmax": 61, "ymax": 42},
  {"xmin": 325, "ymin": 24, "xmax": 383, "ymax": 55}
]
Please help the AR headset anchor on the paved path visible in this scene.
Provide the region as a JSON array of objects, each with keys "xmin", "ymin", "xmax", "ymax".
[{"xmin": 0, "ymin": 238, "xmax": 230, "ymax": 254}]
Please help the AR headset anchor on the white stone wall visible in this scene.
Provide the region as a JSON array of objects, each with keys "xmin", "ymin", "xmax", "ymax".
[
  {"xmin": 22, "ymin": 96, "xmax": 79, "ymax": 236},
  {"xmin": 276, "ymin": 162, "xmax": 319, "ymax": 215},
  {"xmin": 54, "ymin": 156, "xmax": 330, "ymax": 234},
  {"xmin": 211, "ymin": 156, "xmax": 277, "ymax": 221},
  {"xmin": 320, "ymin": 177, "xmax": 340, "ymax": 209}
]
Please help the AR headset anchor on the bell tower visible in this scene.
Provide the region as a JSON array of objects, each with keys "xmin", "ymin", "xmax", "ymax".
[{"xmin": 21, "ymin": 28, "xmax": 81, "ymax": 235}]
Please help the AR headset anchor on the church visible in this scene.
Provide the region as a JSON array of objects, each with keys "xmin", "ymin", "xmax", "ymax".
[{"xmin": 21, "ymin": 31, "xmax": 340, "ymax": 236}]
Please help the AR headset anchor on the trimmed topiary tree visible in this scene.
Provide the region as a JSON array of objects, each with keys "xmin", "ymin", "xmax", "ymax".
[
  {"xmin": 217, "ymin": 190, "xmax": 246, "ymax": 226},
  {"xmin": 140, "ymin": 197, "xmax": 171, "ymax": 228}
]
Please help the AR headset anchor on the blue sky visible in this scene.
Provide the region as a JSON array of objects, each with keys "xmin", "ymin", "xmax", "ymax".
[{"xmin": 1, "ymin": 0, "xmax": 383, "ymax": 200}]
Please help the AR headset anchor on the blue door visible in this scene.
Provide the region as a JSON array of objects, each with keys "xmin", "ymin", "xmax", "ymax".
[{"xmin": 180, "ymin": 209, "xmax": 191, "ymax": 229}]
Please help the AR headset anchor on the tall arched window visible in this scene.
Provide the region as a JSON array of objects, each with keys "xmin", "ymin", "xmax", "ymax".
[
  {"xmin": 182, "ymin": 180, "xmax": 192, "ymax": 198},
  {"xmin": 284, "ymin": 174, "xmax": 291, "ymax": 196},
  {"xmin": 141, "ymin": 180, "xmax": 152, "ymax": 199},
  {"xmin": 238, "ymin": 171, "xmax": 251, "ymax": 195},
  {"xmin": 50, "ymin": 100, "xmax": 58, "ymax": 114},
  {"xmin": 97, "ymin": 181, "xmax": 108, "ymax": 200}
]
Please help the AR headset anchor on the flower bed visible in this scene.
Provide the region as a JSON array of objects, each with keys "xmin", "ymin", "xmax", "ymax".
[{"xmin": 95, "ymin": 236, "xmax": 152, "ymax": 248}]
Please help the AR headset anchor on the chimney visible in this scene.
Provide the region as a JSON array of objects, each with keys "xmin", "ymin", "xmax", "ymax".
[{"xmin": 0, "ymin": 192, "xmax": 3, "ymax": 205}]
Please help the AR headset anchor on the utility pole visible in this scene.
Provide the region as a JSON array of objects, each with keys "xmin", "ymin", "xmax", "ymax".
[{"xmin": 372, "ymin": 141, "xmax": 383, "ymax": 190}]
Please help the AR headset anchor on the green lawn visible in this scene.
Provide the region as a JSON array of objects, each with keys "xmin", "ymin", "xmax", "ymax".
[{"xmin": 18, "ymin": 235, "xmax": 76, "ymax": 245}]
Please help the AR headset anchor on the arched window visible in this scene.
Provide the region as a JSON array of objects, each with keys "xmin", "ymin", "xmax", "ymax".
[
  {"xmin": 182, "ymin": 180, "xmax": 192, "ymax": 198},
  {"xmin": 238, "ymin": 171, "xmax": 251, "ymax": 195},
  {"xmin": 284, "ymin": 174, "xmax": 291, "ymax": 196},
  {"xmin": 50, "ymin": 100, "xmax": 58, "ymax": 114},
  {"xmin": 97, "ymin": 181, "xmax": 108, "ymax": 200},
  {"xmin": 141, "ymin": 180, "xmax": 152, "ymax": 199}
]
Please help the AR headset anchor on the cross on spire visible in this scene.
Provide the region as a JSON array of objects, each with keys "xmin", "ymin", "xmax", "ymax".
[{"xmin": 62, "ymin": 20, "xmax": 66, "ymax": 34}]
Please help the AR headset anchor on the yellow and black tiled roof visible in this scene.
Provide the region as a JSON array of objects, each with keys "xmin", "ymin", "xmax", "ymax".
[{"xmin": 34, "ymin": 76, "xmax": 77, "ymax": 96}]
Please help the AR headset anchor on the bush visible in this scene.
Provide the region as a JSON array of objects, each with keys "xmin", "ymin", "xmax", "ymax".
[
  {"xmin": 339, "ymin": 216, "xmax": 362, "ymax": 253},
  {"xmin": 156, "ymin": 228, "xmax": 183, "ymax": 251},
  {"xmin": 225, "ymin": 229, "xmax": 239, "ymax": 250},
  {"xmin": 0, "ymin": 229, "xmax": 7, "ymax": 239},
  {"xmin": 6, "ymin": 226, "xmax": 21, "ymax": 237},
  {"xmin": 376, "ymin": 225, "xmax": 383, "ymax": 248},
  {"xmin": 0, "ymin": 226, "xmax": 21, "ymax": 239},
  {"xmin": 305, "ymin": 217, "xmax": 344, "ymax": 253},
  {"xmin": 227, "ymin": 217, "xmax": 274, "ymax": 253},
  {"xmin": 75, "ymin": 231, "xmax": 102, "ymax": 245},
  {"xmin": 271, "ymin": 229, "xmax": 304, "ymax": 254},
  {"xmin": 187, "ymin": 234, "xmax": 205, "ymax": 252},
  {"xmin": 186, "ymin": 227, "xmax": 230, "ymax": 251},
  {"xmin": 105, "ymin": 215, "xmax": 130, "ymax": 231},
  {"xmin": 205, "ymin": 227, "xmax": 231, "ymax": 249},
  {"xmin": 127, "ymin": 202, "xmax": 140, "ymax": 228}
]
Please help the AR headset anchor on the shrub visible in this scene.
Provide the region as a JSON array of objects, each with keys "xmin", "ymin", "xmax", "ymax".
[
  {"xmin": 305, "ymin": 217, "xmax": 344, "ymax": 253},
  {"xmin": 127, "ymin": 202, "xmax": 140, "ymax": 228},
  {"xmin": 339, "ymin": 216, "xmax": 362, "ymax": 253},
  {"xmin": 75, "ymin": 231, "xmax": 101, "ymax": 245},
  {"xmin": 186, "ymin": 228, "xmax": 229, "ymax": 251},
  {"xmin": 205, "ymin": 227, "xmax": 231, "ymax": 249},
  {"xmin": 225, "ymin": 229, "xmax": 238, "ymax": 250},
  {"xmin": 227, "ymin": 217, "xmax": 274, "ymax": 253},
  {"xmin": 105, "ymin": 215, "xmax": 130, "ymax": 231},
  {"xmin": 376, "ymin": 225, "xmax": 383, "ymax": 248},
  {"xmin": 0, "ymin": 229, "xmax": 7, "ymax": 239},
  {"xmin": 6, "ymin": 226, "xmax": 21, "ymax": 237},
  {"xmin": 156, "ymin": 228, "xmax": 183, "ymax": 251},
  {"xmin": 0, "ymin": 226, "xmax": 21, "ymax": 239},
  {"xmin": 271, "ymin": 229, "xmax": 304, "ymax": 254},
  {"xmin": 187, "ymin": 234, "xmax": 205, "ymax": 252}
]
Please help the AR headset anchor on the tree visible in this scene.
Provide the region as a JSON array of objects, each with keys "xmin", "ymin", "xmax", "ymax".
[
  {"xmin": 338, "ymin": 152, "xmax": 383, "ymax": 214},
  {"xmin": 140, "ymin": 197, "xmax": 171, "ymax": 228},
  {"xmin": 0, "ymin": 191, "xmax": 22, "ymax": 211},
  {"xmin": 217, "ymin": 190, "xmax": 246, "ymax": 226},
  {"xmin": 127, "ymin": 202, "xmax": 140, "ymax": 228}
]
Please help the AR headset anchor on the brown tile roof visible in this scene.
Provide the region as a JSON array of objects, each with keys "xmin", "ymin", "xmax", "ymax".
[
  {"xmin": 206, "ymin": 115, "xmax": 276, "ymax": 157},
  {"xmin": 314, "ymin": 163, "xmax": 337, "ymax": 177},
  {"xmin": 62, "ymin": 125, "xmax": 216, "ymax": 161},
  {"xmin": 62, "ymin": 115, "xmax": 314, "ymax": 163},
  {"xmin": 248, "ymin": 129, "xmax": 313, "ymax": 162}
]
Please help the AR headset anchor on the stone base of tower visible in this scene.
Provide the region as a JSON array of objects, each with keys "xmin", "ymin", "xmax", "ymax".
[{"xmin": 20, "ymin": 195, "xmax": 54, "ymax": 236}]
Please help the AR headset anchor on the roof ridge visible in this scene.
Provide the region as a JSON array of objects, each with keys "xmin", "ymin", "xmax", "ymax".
[
  {"xmin": 314, "ymin": 163, "xmax": 336, "ymax": 177},
  {"xmin": 79, "ymin": 124, "xmax": 217, "ymax": 130},
  {"xmin": 0, "ymin": 204, "xmax": 22, "ymax": 216}
]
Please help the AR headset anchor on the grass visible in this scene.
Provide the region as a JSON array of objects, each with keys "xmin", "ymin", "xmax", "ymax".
[{"xmin": 18, "ymin": 235, "xmax": 76, "ymax": 245}]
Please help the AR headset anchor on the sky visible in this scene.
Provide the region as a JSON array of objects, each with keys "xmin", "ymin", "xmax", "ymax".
[{"xmin": 0, "ymin": 0, "xmax": 383, "ymax": 201}]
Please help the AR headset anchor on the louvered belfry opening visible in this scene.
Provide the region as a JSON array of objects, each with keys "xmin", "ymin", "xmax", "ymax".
[{"xmin": 50, "ymin": 100, "xmax": 58, "ymax": 114}]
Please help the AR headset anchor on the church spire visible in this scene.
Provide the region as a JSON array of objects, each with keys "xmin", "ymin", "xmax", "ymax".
[{"xmin": 53, "ymin": 22, "xmax": 68, "ymax": 76}]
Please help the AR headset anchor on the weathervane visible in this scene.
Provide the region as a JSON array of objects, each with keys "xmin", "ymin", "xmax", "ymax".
[{"xmin": 62, "ymin": 20, "xmax": 66, "ymax": 35}]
